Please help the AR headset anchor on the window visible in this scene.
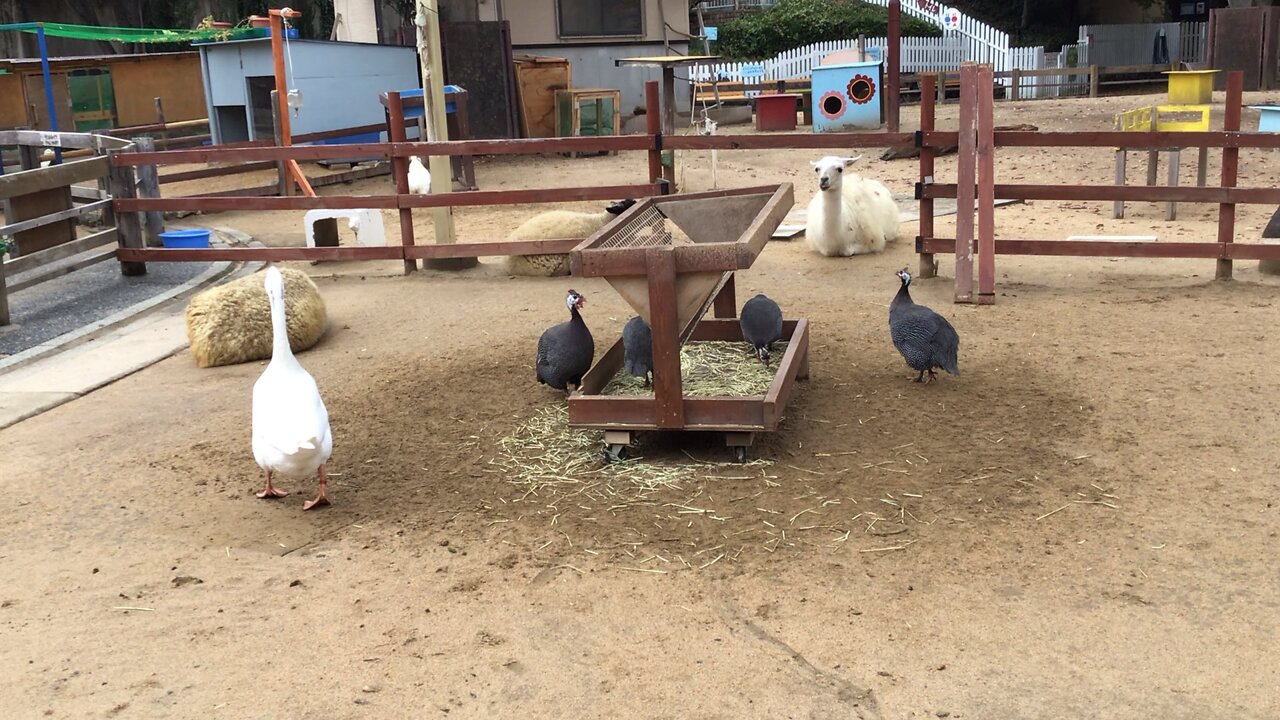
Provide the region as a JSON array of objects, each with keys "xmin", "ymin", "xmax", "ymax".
[{"xmin": 557, "ymin": 0, "xmax": 644, "ymax": 38}]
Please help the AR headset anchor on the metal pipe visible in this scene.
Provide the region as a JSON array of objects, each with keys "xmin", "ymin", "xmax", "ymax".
[{"xmin": 37, "ymin": 24, "xmax": 62, "ymax": 164}]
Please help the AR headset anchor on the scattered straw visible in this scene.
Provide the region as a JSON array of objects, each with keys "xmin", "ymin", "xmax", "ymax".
[
  {"xmin": 494, "ymin": 404, "xmax": 772, "ymax": 507},
  {"xmin": 603, "ymin": 341, "xmax": 787, "ymax": 397}
]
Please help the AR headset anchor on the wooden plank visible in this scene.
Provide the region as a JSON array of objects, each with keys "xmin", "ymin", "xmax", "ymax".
[
  {"xmin": 761, "ymin": 319, "xmax": 808, "ymax": 430},
  {"xmin": 405, "ymin": 238, "xmax": 583, "ymax": 259},
  {"xmin": 646, "ymin": 247, "xmax": 685, "ymax": 429},
  {"xmin": 3, "ymin": 227, "xmax": 117, "ymax": 276},
  {"xmin": 712, "ymin": 274, "xmax": 736, "ymax": 319},
  {"xmin": 0, "ymin": 156, "xmax": 109, "ymax": 200},
  {"xmin": 8, "ymin": 186, "xmax": 77, "ymax": 256},
  {"xmin": 918, "ymin": 73, "xmax": 938, "ymax": 278},
  {"xmin": 386, "ymin": 91, "xmax": 417, "ymax": 274},
  {"xmin": 132, "ymin": 137, "xmax": 165, "ymax": 248},
  {"xmin": 107, "ymin": 155, "xmax": 146, "ymax": 277},
  {"xmin": 6, "ymin": 248, "xmax": 117, "ymax": 294},
  {"xmin": 0, "ymin": 252, "xmax": 8, "ymax": 326},
  {"xmin": 922, "ymin": 130, "xmax": 1280, "ymax": 150},
  {"xmin": 954, "ymin": 63, "xmax": 978, "ymax": 303},
  {"xmin": 0, "ymin": 199, "xmax": 109, "ymax": 236},
  {"xmin": 917, "ymin": 237, "xmax": 1280, "ymax": 259},
  {"xmin": 976, "ymin": 64, "xmax": 996, "ymax": 304},
  {"xmin": 646, "ymin": 81, "xmax": 662, "ymax": 185},
  {"xmin": 1218, "ymin": 71, "xmax": 1243, "ymax": 280},
  {"xmin": 158, "ymin": 161, "xmax": 278, "ymax": 184},
  {"xmin": 0, "ymin": 130, "xmax": 130, "ymax": 151},
  {"xmin": 663, "ymin": 133, "xmax": 915, "ymax": 151},
  {"xmin": 397, "ymin": 183, "xmax": 660, "ymax": 209},
  {"xmin": 920, "ymin": 183, "xmax": 1280, "ymax": 204},
  {"xmin": 567, "ymin": 395, "xmax": 658, "ymax": 430},
  {"xmin": 116, "ymin": 246, "xmax": 405, "ymax": 262},
  {"xmin": 577, "ymin": 336, "xmax": 626, "ymax": 396}
]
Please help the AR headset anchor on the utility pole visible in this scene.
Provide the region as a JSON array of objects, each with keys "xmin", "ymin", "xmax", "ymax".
[{"xmin": 415, "ymin": 0, "xmax": 473, "ymax": 267}]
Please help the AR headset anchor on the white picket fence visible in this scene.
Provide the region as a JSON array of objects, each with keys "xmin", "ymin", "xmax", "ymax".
[
  {"xmin": 690, "ymin": 36, "xmax": 964, "ymax": 84},
  {"xmin": 862, "ymin": 0, "xmax": 1011, "ymax": 72}
]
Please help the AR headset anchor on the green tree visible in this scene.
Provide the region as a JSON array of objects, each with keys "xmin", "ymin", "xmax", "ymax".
[{"xmin": 716, "ymin": 0, "xmax": 942, "ymax": 61}]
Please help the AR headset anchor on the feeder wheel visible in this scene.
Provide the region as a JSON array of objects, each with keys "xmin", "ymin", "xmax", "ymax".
[
  {"xmin": 847, "ymin": 74, "xmax": 876, "ymax": 105},
  {"xmin": 604, "ymin": 443, "xmax": 629, "ymax": 463}
]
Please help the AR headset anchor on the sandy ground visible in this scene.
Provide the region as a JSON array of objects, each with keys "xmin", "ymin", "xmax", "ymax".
[{"xmin": 1, "ymin": 92, "xmax": 1279, "ymax": 719}]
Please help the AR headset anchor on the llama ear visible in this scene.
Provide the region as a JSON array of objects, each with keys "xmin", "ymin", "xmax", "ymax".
[
  {"xmin": 809, "ymin": 160, "xmax": 821, "ymax": 167},
  {"xmin": 843, "ymin": 155, "xmax": 863, "ymax": 167}
]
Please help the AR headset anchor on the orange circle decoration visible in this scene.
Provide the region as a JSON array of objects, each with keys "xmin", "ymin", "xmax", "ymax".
[
  {"xmin": 847, "ymin": 74, "xmax": 876, "ymax": 104},
  {"xmin": 818, "ymin": 90, "xmax": 846, "ymax": 119}
]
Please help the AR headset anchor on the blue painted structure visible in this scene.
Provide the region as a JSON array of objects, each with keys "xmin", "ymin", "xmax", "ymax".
[
  {"xmin": 811, "ymin": 59, "xmax": 882, "ymax": 133},
  {"xmin": 196, "ymin": 38, "xmax": 418, "ymax": 145},
  {"xmin": 1250, "ymin": 105, "xmax": 1280, "ymax": 133}
]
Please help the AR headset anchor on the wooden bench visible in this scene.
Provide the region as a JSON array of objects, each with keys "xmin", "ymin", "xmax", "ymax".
[{"xmin": 693, "ymin": 79, "xmax": 814, "ymax": 125}]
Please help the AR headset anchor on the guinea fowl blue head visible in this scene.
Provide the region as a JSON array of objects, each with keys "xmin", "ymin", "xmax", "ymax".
[{"xmin": 566, "ymin": 289, "xmax": 585, "ymax": 312}]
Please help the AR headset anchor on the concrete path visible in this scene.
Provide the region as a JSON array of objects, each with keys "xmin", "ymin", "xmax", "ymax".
[{"xmin": 0, "ymin": 228, "xmax": 257, "ymax": 429}]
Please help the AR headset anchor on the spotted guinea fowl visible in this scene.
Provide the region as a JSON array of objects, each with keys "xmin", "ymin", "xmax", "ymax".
[
  {"xmin": 740, "ymin": 294, "xmax": 784, "ymax": 365},
  {"xmin": 889, "ymin": 267, "xmax": 959, "ymax": 383},
  {"xmin": 622, "ymin": 315, "xmax": 653, "ymax": 386},
  {"xmin": 536, "ymin": 289, "xmax": 595, "ymax": 393}
]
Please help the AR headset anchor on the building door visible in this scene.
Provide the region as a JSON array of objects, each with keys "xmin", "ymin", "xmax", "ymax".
[
  {"xmin": 1209, "ymin": 6, "xmax": 1277, "ymax": 90},
  {"xmin": 67, "ymin": 67, "xmax": 118, "ymax": 132},
  {"xmin": 22, "ymin": 71, "xmax": 72, "ymax": 131},
  {"xmin": 247, "ymin": 76, "xmax": 278, "ymax": 141}
]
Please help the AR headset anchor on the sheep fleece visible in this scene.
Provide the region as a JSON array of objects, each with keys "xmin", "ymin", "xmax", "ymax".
[
  {"xmin": 184, "ymin": 268, "xmax": 328, "ymax": 368},
  {"xmin": 502, "ymin": 210, "xmax": 613, "ymax": 277}
]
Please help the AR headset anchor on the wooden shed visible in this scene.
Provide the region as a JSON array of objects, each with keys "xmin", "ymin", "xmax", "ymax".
[{"xmin": 0, "ymin": 52, "xmax": 206, "ymax": 132}]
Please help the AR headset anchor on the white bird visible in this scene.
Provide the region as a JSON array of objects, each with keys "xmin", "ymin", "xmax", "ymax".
[
  {"xmin": 347, "ymin": 214, "xmax": 360, "ymax": 244},
  {"xmin": 251, "ymin": 266, "xmax": 334, "ymax": 510},
  {"xmin": 407, "ymin": 155, "xmax": 432, "ymax": 195}
]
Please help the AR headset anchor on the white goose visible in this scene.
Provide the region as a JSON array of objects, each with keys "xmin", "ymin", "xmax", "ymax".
[
  {"xmin": 407, "ymin": 155, "xmax": 432, "ymax": 195},
  {"xmin": 252, "ymin": 266, "xmax": 334, "ymax": 510}
]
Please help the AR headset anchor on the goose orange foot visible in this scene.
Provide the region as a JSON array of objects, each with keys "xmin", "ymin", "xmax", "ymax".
[
  {"xmin": 303, "ymin": 466, "xmax": 330, "ymax": 511},
  {"xmin": 257, "ymin": 471, "xmax": 289, "ymax": 499}
]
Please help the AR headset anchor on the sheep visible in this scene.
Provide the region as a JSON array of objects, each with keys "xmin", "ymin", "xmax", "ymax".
[
  {"xmin": 503, "ymin": 199, "xmax": 636, "ymax": 277},
  {"xmin": 185, "ymin": 267, "xmax": 328, "ymax": 369},
  {"xmin": 804, "ymin": 155, "xmax": 900, "ymax": 257}
]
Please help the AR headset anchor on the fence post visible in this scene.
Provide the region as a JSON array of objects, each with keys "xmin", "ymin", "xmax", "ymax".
[
  {"xmin": 887, "ymin": 0, "xmax": 901, "ymax": 132},
  {"xmin": 1089, "ymin": 65, "xmax": 1099, "ymax": 97},
  {"xmin": 270, "ymin": 90, "xmax": 291, "ymax": 197},
  {"xmin": 918, "ymin": 73, "xmax": 938, "ymax": 279},
  {"xmin": 1217, "ymin": 70, "xmax": 1243, "ymax": 280},
  {"xmin": 0, "ymin": 250, "xmax": 9, "ymax": 326},
  {"xmin": 954, "ymin": 63, "xmax": 978, "ymax": 303},
  {"xmin": 154, "ymin": 97, "xmax": 168, "ymax": 146},
  {"xmin": 976, "ymin": 64, "xmax": 996, "ymax": 304},
  {"xmin": 107, "ymin": 149, "xmax": 146, "ymax": 277},
  {"xmin": 132, "ymin": 136, "xmax": 165, "ymax": 247},
  {"xmin": 385, "ymin": 91, "xmax": 417, "ymax": 275},
  {"xmin": 645, "ymin": 81, "xmax": 663, "ymax": 191},
  {"xmin": 1010, "ymin": 68, "xmax": 1021, "ymax": 101}
]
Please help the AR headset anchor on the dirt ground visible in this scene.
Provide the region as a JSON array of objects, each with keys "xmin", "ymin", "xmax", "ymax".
[{"xmin": 2, "ymin": 92, "xmax": 1278, "ymax": 719}]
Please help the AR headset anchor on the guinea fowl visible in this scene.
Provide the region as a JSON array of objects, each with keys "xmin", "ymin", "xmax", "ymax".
[
  {"xmin": 622, "ymin": 315, "xmax": 653, "ymax": 386},
  {"xmin": 536, "ymin": 289, "xmax": 595, "ymax": 393},
  {"xmin": 740, "ymin": 294, "xmax": 784, "ymax": 365},
  {"xmin": 888, "ymin": 268, "xmax": 960, "ymax": 383}
]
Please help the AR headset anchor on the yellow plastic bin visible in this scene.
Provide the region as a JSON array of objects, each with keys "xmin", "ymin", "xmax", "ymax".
[{"xmin": 1163, "ymin": 70, "xmax": 1219, "ymax": 105}]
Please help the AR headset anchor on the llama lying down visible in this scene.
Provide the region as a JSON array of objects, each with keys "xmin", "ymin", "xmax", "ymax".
[{"xmin": 804, "ymin": 155, "xmax": 900, "ymax": 257}]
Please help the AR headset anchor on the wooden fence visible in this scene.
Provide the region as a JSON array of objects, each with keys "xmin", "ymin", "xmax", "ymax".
[
  {"xmin": 0, "ymin": 130, "xmax": 139, "ymax": 326},
  {"xmin": 914, "ymin": 68, "xmax": 1280, "ymax": 304}
]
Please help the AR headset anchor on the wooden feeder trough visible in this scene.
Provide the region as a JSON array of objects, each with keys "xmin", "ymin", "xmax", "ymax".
[{"xmin": 567, "ymin": 184, "xmax": 807, "ymax": 463}]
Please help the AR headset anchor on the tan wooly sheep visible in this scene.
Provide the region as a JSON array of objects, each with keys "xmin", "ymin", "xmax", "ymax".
[
  {"xmin": 503, "ymin": 199, "xmax": 636, "ymax": 277},
  {"xmin": 185, "ymin": 267, "xmax": 328, "ymax": 368}
]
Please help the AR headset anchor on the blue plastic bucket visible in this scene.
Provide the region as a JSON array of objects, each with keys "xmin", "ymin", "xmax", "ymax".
[{"xmin": 159, "ymin": 229, "xmax": 211, "ymax": 249}]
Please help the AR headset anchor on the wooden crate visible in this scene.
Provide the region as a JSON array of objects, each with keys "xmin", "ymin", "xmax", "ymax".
[
  {"xmin": 514, "ymin": 55, "xmax": 571, "ymax": 138},
  {"xmin": 554, "ymin": 88, "xmax": 622, "ymax": 157}
]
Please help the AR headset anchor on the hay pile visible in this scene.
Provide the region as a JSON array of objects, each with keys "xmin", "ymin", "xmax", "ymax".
[
  {"xmin": 493, "ymin": 404, "xmax": 771, "ymax": 505},
  {"xmin": 604, "ymin": 341, "xmax": 786, "ymax": 397}
]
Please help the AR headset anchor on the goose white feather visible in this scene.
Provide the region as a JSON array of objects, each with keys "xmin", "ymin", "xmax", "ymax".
[
  {"xmin": 251, "ymin": 266, "xmax": 334, "ymax": 509},
  {"xmin": 407, "ymin": 156, "xmax": 432, "ymax": 195}
]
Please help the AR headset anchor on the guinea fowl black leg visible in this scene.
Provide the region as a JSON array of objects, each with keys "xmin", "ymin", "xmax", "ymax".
[
  {"xmin": 913, "ymin": 370, "xmax": 925, "ymax": 383},
  {"xmin": 927, "ymin": 369, "xmax": 937, "ymax": 384}
]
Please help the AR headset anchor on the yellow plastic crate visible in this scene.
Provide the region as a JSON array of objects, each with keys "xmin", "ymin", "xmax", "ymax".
[{"xmin": 1163, "ymin": 70, "xmax": 1218, "ymax": 105}]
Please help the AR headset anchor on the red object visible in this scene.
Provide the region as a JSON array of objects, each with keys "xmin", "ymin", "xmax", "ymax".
[{"xmin": 754, "ymin": 94, "xmax": 800, "ymax": 132}]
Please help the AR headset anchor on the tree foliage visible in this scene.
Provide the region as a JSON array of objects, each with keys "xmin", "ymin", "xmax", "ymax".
[{"xmin": 715, "ymin": 0, "xmax": 942, "ymax": 61}]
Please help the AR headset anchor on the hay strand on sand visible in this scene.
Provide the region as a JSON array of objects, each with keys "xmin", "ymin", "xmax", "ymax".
[{"xmin": 604, "ymin": 341, "xmax": 786, "ymax": 397}]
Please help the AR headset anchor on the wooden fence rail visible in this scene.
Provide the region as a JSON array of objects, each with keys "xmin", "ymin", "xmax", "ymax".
[{"xmin": 917, "ymin": 66, "xmax": 1280, "ymax": 302}]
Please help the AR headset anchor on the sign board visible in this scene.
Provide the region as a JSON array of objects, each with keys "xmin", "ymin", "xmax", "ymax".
[
  {"xmin": 39, "ymin": 131, "xmax": 61, "ymax": 147},
  {"xmin": 942, "ymin": 8, "xmax": 961, "ymax": 32},
  {"xmin": 740, "ymin": 63, "xmax": 765, "ymax": 78},
  {"xmin": 705, "ymin": 26, "xmax": 718, "ymax": 41}
]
